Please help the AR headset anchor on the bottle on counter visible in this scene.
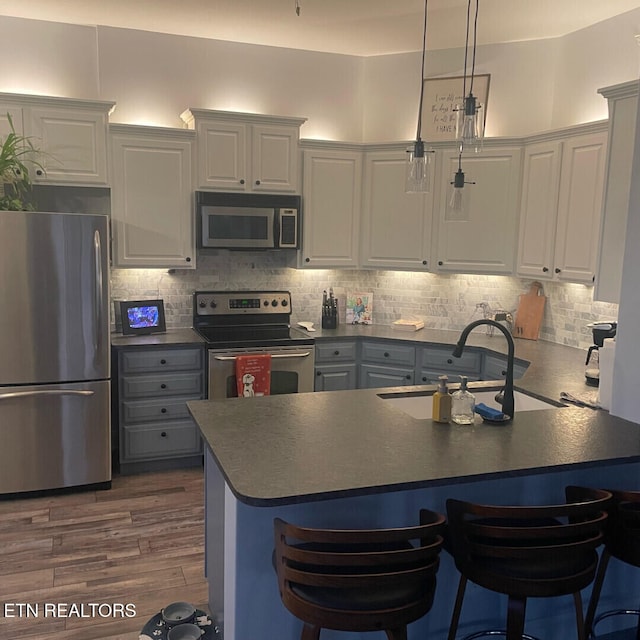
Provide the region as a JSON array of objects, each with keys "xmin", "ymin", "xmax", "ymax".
[
  {"xmin": 432, "ymin": 375, "xmax": 452, "ymax": 423},
  {"xmin": 451, "ymin": 376, "xmax": 476, "ymax": 425}
]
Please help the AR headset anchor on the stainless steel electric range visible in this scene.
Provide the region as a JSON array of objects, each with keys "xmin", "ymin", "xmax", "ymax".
[{"xmin": 192, "ymin": 290, "xmax": 315, "ymax": 399}]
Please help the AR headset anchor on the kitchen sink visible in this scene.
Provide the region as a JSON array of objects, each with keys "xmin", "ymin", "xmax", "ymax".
[{"xmin": 379, "ymin": 388, "xmax": 562, "ymax": 420}]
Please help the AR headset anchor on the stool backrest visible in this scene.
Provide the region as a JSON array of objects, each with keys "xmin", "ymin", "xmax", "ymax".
[
  {"xmin": 599, "ymin": 488, "xmax": 640, "ymax": 567},
  {"xmin": 446, "ymin": 487, "xmax": 611, "ymax": 596},
  {"xmin": 274, "ymin": 508, "xmax": 445, "ymax": 627}
]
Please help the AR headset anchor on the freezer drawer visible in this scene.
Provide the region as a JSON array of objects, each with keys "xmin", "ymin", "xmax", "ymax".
[{"xmin": 0, "ymin": 380, "xmax": 111, "ymax": 494}]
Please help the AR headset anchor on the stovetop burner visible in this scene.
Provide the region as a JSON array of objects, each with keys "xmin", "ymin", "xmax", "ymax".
[{"xmin": 193, "ymin": 290, "xmax": 314, "ymax": 348}]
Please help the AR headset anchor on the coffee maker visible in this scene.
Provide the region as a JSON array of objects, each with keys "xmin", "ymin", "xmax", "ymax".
[{"xmin": 585, "ymin": 321, "xmax": 617, "ymax": 386}]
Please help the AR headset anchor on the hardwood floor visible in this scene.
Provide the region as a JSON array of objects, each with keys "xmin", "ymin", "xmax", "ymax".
[{"xmin": 0, "ymin": 468, "xmax": 209, "ymax": 639}]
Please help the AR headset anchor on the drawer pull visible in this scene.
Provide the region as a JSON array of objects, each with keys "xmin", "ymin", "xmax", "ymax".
[
  {"xmin": 447, "ymin": 358, "xmax": 453, "ymax": 364},
  {"xmin": 405, "ymin": 374, "xmax": 411, "ymax": 380},
  {"xmin": 160, "ymin": 383, "xmax": 167, "ymax": 389},
  {"xmin": 384, "ymin": 352, "xmax": 390, "ymax": 358},
  {"xmin": 334, "ymin": 350, "xmax": 340, "ymax": 356},
  {"xmin": 160, "ymin": 359, "xmax": 167, "ymax": 365},
  {"xmin": 160, "ymin": 431, "xmax": 167, "ymax": 438},
  {"xmin": 161, "ymin": 408, "xmax": 167, "ymax": 413},
  {"xmin": 422, "ymin": 376, "xmax": 427, "ymax": 382}
]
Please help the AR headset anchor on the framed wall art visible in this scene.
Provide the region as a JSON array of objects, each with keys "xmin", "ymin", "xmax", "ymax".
[{"xmin": 421, "ymin": 74, "xmax": 490, "ymax": 142}]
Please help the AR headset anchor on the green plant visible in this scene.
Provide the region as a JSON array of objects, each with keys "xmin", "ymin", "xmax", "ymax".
[{"xmin": 0, "ymin": 113, "xmax": 46, "ymax": 211}]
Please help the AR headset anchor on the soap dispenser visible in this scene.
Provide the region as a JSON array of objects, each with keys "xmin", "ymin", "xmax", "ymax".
[
  {"xmin": 451, "ymin": 376, "xmax": 476, "ymax": 425},
  {"xmin": 432, "ymin": 375, "xmax": 452, "ymax": 423}
]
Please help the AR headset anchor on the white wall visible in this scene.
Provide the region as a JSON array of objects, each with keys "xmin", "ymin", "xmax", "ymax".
[{"xmin": 0, "ymin": 10, "xmax": 639, "ymax": 141}]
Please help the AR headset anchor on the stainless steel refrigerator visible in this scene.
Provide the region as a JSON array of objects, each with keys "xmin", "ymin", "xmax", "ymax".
[{"xmin": 0, "ymin": 210, "xmax": 111, "ymax": 494}]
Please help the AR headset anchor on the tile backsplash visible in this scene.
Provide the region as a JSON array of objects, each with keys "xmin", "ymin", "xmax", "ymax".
[{"xmin": 110, "ymin": 251, "xmax": 618, "ymax": 351}]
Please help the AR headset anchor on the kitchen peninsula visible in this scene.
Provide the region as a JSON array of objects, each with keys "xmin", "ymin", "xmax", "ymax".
[{"xmin": 188, "ymin": 349, "xmax": 640, "ymax": 640}]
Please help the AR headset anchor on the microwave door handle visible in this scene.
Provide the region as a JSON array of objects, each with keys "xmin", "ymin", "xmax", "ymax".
[
  {"xmin": 213, "ymin": 352, "xmax": 312, "ymax": 361},
  {"xmin": 273, "ymin": 209, "xmax": 280, "ymax": 248}
]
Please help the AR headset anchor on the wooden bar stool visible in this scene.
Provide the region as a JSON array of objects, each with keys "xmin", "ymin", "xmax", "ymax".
[
  {"xmin": 582, "ymin": 488, "xmax": 640, "ymax": 639},
  {"xmin": 445, "ymin": 486, "xmax": 612, "ymax": 640},
  {"xmin": 273, "ymin": 508, "xmax": 445, "ymax": 640}
]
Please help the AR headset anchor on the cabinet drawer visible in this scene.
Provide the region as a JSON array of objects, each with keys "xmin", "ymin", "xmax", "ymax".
[
  {"xmin": 361, "ymin": 341, "xmax": 415, "ymax": 366},
  {"xmin": 122, "ymin": 421, "xmax": 202, "ymax": 460},
  {"xmin": 418, "ymin": 369, "xmax": 482, "ymax": 385},
  {"xmin": 121, "ymin": 396, "xmax": 201, "ymax": 425},
  {"xmin": 315, "ymin": 341, "xmax": 357, "ymax": 363},
  {"xmin": 120, "ymin": 347, "xmax": 203, "ymax": 374},
  {"xmin": 421, "ymin": 346, "xmax": 482, "ymax": 373},
  {"xmin": 482, "ymin": 354, "xmax": 529, "ymax": 381},
  {"xmin": 359, "ymin": 364, "xmax": 414, "ymax": 389},
  {"xmin": 121, "ymin": 372, "xmax": 203, "ymax": 399}
]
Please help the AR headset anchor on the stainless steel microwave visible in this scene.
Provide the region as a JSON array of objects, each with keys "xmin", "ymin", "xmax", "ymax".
[{"xmin": 196, "ymin": 191, "xmax": 301, "ymax": 250}]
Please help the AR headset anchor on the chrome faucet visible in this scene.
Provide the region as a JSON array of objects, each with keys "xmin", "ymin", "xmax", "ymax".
[{"xmin": 452, "ymin": 319, "xmax": 515, "ymax": 420}]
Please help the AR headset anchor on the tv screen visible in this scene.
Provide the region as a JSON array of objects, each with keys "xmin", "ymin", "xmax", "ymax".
[{"xmin": 119, "ymin": 300, "xmax": 166, "ymax": 335}]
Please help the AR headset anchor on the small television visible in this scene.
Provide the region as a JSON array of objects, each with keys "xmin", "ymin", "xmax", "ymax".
[{"xmin": 118, "ymin": 299, "xmax": 166, "ymax": 335}]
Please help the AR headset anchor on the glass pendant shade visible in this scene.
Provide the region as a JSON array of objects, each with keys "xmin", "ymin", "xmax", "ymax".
[
  {"xmin": 406, "ymin": 140, "xmax": 431, "ymax": 193},
  {"xmin": 446, "ymin": 168, "xmax": 471, "ymax": 220},
  {"xmin": 456, "ymin": 93, "xmax": 484, "ymax": 152}
]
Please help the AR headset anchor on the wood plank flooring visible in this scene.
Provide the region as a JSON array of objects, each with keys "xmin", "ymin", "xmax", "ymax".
[{"xmin": 0, "ymin": 468, "xmax": 209, "ymax": 639}]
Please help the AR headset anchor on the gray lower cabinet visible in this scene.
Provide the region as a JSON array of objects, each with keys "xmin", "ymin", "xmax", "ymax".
[
  {"xmin": 314, "ymin": 340, "xmax": 357, "ymax": 391},
  {"xmin": 418, "ymin": 345, "xmax": 483, "ymax": 385},
  {"xmin": 359, "ymin": 340, "xmax": 415, "ymax": 389},
  {"xmin": 482, "ymin": 353, "xmax": 529, "ymax": 382},
  {"xmin": 113, "ymin": 344, "xmax": 205, "ymax": 473}
]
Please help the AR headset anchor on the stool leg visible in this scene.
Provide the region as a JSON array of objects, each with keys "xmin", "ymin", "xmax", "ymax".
[
  {"xmin": 505, "ymin": 595, "xmax": 526, "ymax": 640},
  {"xmin": 573, "ymin": 592, "xmax": 586, "ymax": 640},
  {"xmin": 301, "ymin": 622, "xmax": 321, "ymax": 640},
  {"xmin": 448, "ymin": 575, "xmax": 468, "ymax": 640},
  {"xmin": 584, "ymin": 548, "xmax": 611, "ymax": 638},
  {"xmin": 386, "ymin": 627, "xmax": 408, "ymax": 640}
]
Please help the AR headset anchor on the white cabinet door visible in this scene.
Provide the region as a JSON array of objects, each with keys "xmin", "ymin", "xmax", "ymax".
[
  {"xmin": 28, "ymin": 106, "xmax": 109, "ymax": 184},
  {"xmin": 554, "ymin": 131, "xmax": 607, "ymax": 284},
  {"xmin": 361, "ymin": 150, "xmax": 433, "ymax": 270},
  {"xmin": 110, "ymin": 126, "xmax": 196, "ymax": 269},
  {"xmin": 595, "ymin": 82, "xmax": 638, "ymax": 303},
  {"xmin": 301, "ymin": 148, "xmax": 362, "ymax": 268},
  {"xmin": 517, "ymin": 141, "xmax": 562, "ymax": 279},
  {"xmin": 195, "ymin": 120, "xmax": 246, "ymax": 191},
  {"xmin": 251, "ymin": 124, "xmax": 299, "ymax": 192},
  {"xmin": 183, "ymin": 109, "xmax": 305, "ymax": 193},
  {"xmin": 435, "ymin": 147, "xmax": 522, "ymax": 274}
]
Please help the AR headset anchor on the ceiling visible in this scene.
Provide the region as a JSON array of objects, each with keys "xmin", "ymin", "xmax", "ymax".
[{"xmin": 2, "ymin": 0, "xmax": 640, "ymax": 56}]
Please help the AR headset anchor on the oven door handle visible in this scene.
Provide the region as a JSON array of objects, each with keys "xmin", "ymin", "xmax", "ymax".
[{"xmin": 213, "ymin": 351, "xmax": 312, "ymax": 361}]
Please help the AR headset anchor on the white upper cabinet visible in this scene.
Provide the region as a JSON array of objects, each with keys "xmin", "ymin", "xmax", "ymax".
[
  {"xmin": 361, "ymin": 149, "xmax": 433, "ymax": 270},
  {"xmin": 181, "ymin": 109, "xmax": 306, "ymax": 193},
  {"xmin": 110, "ymin": 125, "xmax": 196, "ymax": 269},
  {"xmin": 435, "ymin": 146, "xmax": 522, "ymax": 275},
  {"xmin": 300, "ymin": 145, "xmax": 362, "ymax": 268},
  {"xmin": 0, "ymin": 93, "xmax": 114, "ymax": 185},
  {"xmin": 594, "ymin": 81, "xmax": 638, "ymax": 303},
  {"xmin": 517, "ymin": 127, "xmax": 607, "ymax": 284}
]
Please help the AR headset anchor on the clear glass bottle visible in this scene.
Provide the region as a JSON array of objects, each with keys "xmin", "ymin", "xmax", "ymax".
[{"xmin": 451, "ymin": 376, "xmax": 476, "ymax": 425}]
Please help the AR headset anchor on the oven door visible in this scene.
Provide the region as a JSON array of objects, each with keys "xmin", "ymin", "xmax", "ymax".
[
  {"xmin": 208, "ymin": 345, "xmax": 315, "ymax": 399},
  {"xmin": 200, "ymin": 205, "xmax": 274, "ymax": 249}
]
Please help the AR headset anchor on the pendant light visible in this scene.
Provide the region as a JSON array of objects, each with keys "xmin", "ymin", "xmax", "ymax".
[
  {"xmin": 456, "ymin": 0, "xmax": 484, "ymax": 152},
  {"xmin": 447, "ymin": 150, "xmax": 475, "ymax": 217},
  {"xmin": 406, "ymin": 0, "xmax": 433, "ymax": 193}
]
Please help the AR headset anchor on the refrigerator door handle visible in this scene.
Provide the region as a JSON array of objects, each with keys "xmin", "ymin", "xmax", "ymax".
[
  {"xmin": 94, "ymin": 229, "xmax": 104, "ymax": 355},
  {"xmin": 0, "ymin": 390, "xmax": 95, "ymax": 401}
]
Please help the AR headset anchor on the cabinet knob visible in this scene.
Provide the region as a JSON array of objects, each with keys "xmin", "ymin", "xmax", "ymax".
[
  {"xmin": 405, "ymin": 374, "xmax": 411, "ymax": 380},
  {"xmin": 36, "ymin": 169, "xmax": 44, "ymax": 176},
  {"xmin": 305, "ymin": 257, "xmax": 310, "ymax": 263},
  {"xmin": 316, "ymin": 371, "xmax": 321, "ymax": 376},
  {"xmin": 555, "ymin": 268, "xmax": 561, "ymax": 274},
  {"xmin": 239, "ymin": 179, "xmax": 245, "ymax": 185},
  {"xmin": 384, "ymin": 352, "xmax": 390, "ymax": 358},
  {"xmin": 160, "ymin": 383, "xmax": 167, "ymax": 389},
  {"xmin": 255, "ymin": 180, "xmax": 261, "ymax": 186},
  {"xmin": 447, "ymin": 358, "xmax": 453, "ymax": 364},
  {"xmin": 15, "ymin": 168, "xmax": 21, "ymax": 176},
  {"xmin": 160, "ymin": 359, "xmax": 167, "ymax": 364},
  {"xmin": 592, "ymin": 274, "xmax": 596, "ymax": 283},
  {"xmin": 422, "ymin": 376, "xmax": 427, "ymax": 382},
  {"xmin": 161, "ymin": 408, "xmax": 167, "ymax": 414},
  {"xmin": 160, "ymin": 431, "xmax": 168, "ymax": 438},
  {"xmin": 502, "ymin": 370, "xmax": 507, "ymax": 376},
  {"xmin": 334, "ymin": 350, "xmax": 340, "ymax": 356},
  {"xmin": 422, "ymin": 260, "xmax": 427, "ymax": 266},
  {"xmin": 542, "ymin": 266, "xmax": 549, "ymax": 273},
  {"xmin": 186, "ymin": 256, "xmax": 192, "ymax": 262},
  {"xmin": 438, "ymin": 260, "xmax": 443, "ymax": 266}
]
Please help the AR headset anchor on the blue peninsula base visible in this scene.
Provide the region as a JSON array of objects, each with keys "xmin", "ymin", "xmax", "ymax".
[{"xmin": 204, "ymin": 450, "xmax": 640, "ymax": 640}]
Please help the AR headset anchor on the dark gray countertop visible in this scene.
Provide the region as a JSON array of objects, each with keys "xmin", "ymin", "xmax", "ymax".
[
  {"xmin": 110, "ymin": 327, "xmax": 205, "ymax": 347},
  {"xmin": 188, "ymin": 391, "xmax": 640, "ymax": 507}
]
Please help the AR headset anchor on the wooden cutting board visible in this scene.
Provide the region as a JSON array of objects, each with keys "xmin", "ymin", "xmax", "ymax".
[{"xmin": 513, "ymin": 281, "xmax": 546, "ymax": 340}]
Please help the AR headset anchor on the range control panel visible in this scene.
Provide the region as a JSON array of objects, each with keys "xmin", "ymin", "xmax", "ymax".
[{"xmin": 194, "ymin": 291, "xmax": 292, "ymax": 316}]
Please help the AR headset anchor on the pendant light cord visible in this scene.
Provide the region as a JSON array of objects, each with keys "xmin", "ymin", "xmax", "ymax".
[
  {"xmin": 415, "ymin": 0, "xmax": 429, "ymax": 141},
  {"xmin": 462, "ymin": 0, "xmax": 479, "ymax": 97}
]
